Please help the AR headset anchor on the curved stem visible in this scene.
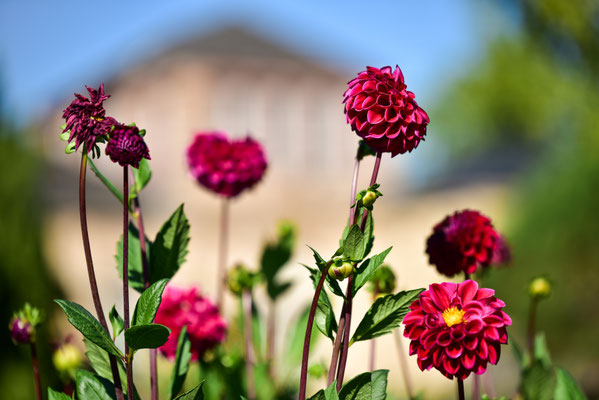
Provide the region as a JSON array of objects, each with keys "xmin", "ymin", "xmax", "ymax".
[
  {"xmin": 216, "ymin": 198, "xmax": 230, "ymax": 310},
  {"xmin": 242, "ymin": 290, "xmax": 257, "ymax": 400},
  {"xmin": 79, "ymin": 153, "xmax": 125, "ymax": 400},
  {"xmin": 30, "ymin": 342, "xmax": 42, "ymax": 400},
  {"xmin": 298, "ymin": 261, "xmax": 333, "ymax": 400},
  {"xmin": 393, "ymin": 329, "xmax": 415, "ymax": 400},
  {"xmin": 457, "ymin": 379, "xmax": 465, "ymax": 400},
  {"xmin": 335, "ymin": 275, "xmax": 354, "ymax": 391},
  {"xmin": 348, "ymin": 158, "xmax": 361, "ymax": 224},
  {"xmin": 122, "ymin": 166, "xmax": 133, "ymax": 400}
]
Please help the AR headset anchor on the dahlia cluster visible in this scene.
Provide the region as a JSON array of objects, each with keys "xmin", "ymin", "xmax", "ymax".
[
  {"xmin": 403, "ymin": 280, "xmax": 511, "ymax": 380},
  {"xmin": 155, "ymin": 286, "xmax": 227, "ymax": 360},
  {"xmin": 426, "ymin": 210, "xmax": 508, "ymax": 277},
  {"xmin": 186, "ymin": 132, "xmax": 267, "ymax": 198},
  {"xmin": 343, "ymin": 66, "xmax": 429, "ymax": 156}
]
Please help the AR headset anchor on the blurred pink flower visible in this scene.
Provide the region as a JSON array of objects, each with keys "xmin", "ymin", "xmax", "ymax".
[
  {"xmin": 343, "ymin": 66, "xmax": 429, "ymax": 156},
  {"xmin": 186, "ymin": 132, "xmax": 267, "ymax": 198},
  {"xmin": 155, "ymin": 286, "xmax": 227, "ymax": 360},
  {"xmin": 426, "ymin": 210, "xmax": 505, "ymax": 277},
  {"xmin": 403, "ymin": 280, "xmax": 511, "ymax": 380}
]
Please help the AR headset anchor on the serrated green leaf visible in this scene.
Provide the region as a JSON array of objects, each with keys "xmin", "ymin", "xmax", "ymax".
[
  {"xmin": 109, "ymin": 305, "xmax": 124, "ymax": 340},
  {"xmin": 308, "ymin": 247, "xmax": 345, "ymax": 298},
  {"xmin": 55, "ymin": 300, "xmax": 122, "ymax": 357},
  {"xmin": 339, "ymin": 369, "xmax": 388, "ymax": 400},
  {"xmin": 343, "ymin": 224, "xmax": 365, "ymax": 261},
  {"xmin": 48, "ymin": 387, "xmax": 72, "ymax": 400},
  {"xmin": 75, "ymin": 369, "xmax": 117, "ymax": 400},
  {"xmin": 306, "ymin": 266, "xmax": 337, "ymax": 341},
  {"xmin": 174, "ymin": 381, "xmax": 205, "ymax": 400},
  {"xmin": 116, "ymin": 222, "xmax": 150, "ymax": 293},
  {"xmin": 125, "ymin": 324, "xmax": 170, "ymax": 351},
  {"xmin": 129, "ymin": 159, "xmax": 152, "ymax": 201},
  {"xmin": 132, "ymin": 278, "xmax": 168, "ymax": 326},
  {"xmin": 150, "ymin": 204, "xmax": 190, "ymax": 283},
  {"xmin": 325, "ymin": 380, "xmax": 340, "ymax": 400},
  {"xmin": 352, "ymin": 247, "xmax": 392, "ymax": 297},
  {"xmin": 350, "ymin": 289, "xmax": 423, "ymax": 344},
  {"xmin": 168, "ymin": 326, "xmax": 193, "ymax": 399},
  {"xmin": 554, "ymin": 367, "xmax": 587, "ymax": 399}
]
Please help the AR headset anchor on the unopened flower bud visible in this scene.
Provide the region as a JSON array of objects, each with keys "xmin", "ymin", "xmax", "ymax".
[
  {"xmin": 53, "ymin": 344, "xmax": 83, "ymax": 376},
  {"xmin": 9, "ymin": 318, "xmax": 33, "ymax": 345},
  {"xmin": 529, "ymin": 277, "xmax": 551, "ymax": 300},
  {"xmin": 328, "ymin": 260, "xmax": 354, "ymax": 281},
  {"xmin": 227, "ymin": 264, "xmax": 260, "ymax": 296},
  {"xmin": 362, "ymin": 190, "xmax": 378, "ymax": 207},
  {"xmin": 369, "ymin": 265, "xmax": 396, "ymax": 295}
]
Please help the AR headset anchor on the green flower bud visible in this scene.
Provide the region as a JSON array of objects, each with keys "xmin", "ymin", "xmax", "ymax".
[
  {"xmin": 328, "ymin": 260, "xmax": 354, "ymax": 281},
  {"xmin": 52, "ymin": 344, "xmax": 83, "ymax": 376},
  {"xmin": 308, "ymin": 362, "xmax": 327, "ymax": 379},
  {"xmin": 368, "ymin": 265, "xmax": 396, "ymax": 295},
  {"xmin": 227, "ymin": 264, "xmax": 261, "ymax": 296},
  {"xmin": 529, "ymin": 277, "xmax": 551, "ymax": 300},
  {"xmin": 362, "ymin": 190, "xmax": 378, "ymax": 207}
]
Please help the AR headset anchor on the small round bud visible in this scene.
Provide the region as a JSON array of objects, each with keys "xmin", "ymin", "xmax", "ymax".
[
  {"xmin": 328, "ymin": 261, "xmax": 354, "ymax": 281},
  {"xmin": 53, "ymin": 344, "xmax": 83, "ymax": 376},
  {"xmin": 9, "ymin": 318, "xmax": 33, "ymax": 345},
  {"xmin": 227, "ymin": 264, "xmax": 260, "ymax": 296},
  {"xmin": 362, "ymin": 190, "xmax": 378, "ymax": 207},
  {"xmin": 529, "ymin": 277, "xmax": 551, "ymax": 300},
  {"xmin": 308, "ymin": 362, "xmax": 327, "ymax": 379},
  {"xmin": 369, "ymin": 265, "xmax": 396, "ymax": 295}
]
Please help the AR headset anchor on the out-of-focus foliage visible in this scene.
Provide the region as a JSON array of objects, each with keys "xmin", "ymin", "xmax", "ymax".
[
  {"xmin": 434, "ymin": 0, "xmax": 599, "ymax": 395},
  {"xmin": 0, "ymin": 121, "xmax": 63, "ymax": 399}
]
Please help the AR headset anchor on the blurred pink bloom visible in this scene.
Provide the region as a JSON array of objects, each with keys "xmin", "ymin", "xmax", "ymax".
[
  {"xmin": 403, "ymin": 280, "xmax": 511, "ymax": 380},
  {"xmin": 186, "ymin": 132, "xmax": 267, "ymax": 198},
  {"xmin": 426, "ymin": 210, "xmax": 505, "ymax": 277},
  {"xmin": 155, "ymin": 286, "xmax": 227, "ymax": 360},
  {"xmin": 343, "ymin": 66, "xmax": 429, "ymax": 156}
]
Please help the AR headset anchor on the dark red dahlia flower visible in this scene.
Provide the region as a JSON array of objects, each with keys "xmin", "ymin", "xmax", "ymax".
[
  {"xmin": 9, "ymin": 317, "xmax": 33, "ymax": 345},
  {"xmin": 343, "ymin": 66, "xmax": 429, "ymax": 156},
  {"xmin": 186, "ymin": 132, "xmax": 267, "ymax": 198},
  {"xmin": 105, "ymin": 124, "xmax": 150, "ymax": 168},
  {"xmin": 403, "ymin": 280, "xmax": 511, "ymax": 380},
  {"xmin": 62, "ymin": 84, "xmax": 117, "ymax": 152},
  {"xmin": 426, "ymin": 210, "xmax": 503, "ymax": 277},
  {"xmin": 155, "ymin": 286, "xmax": 227, "ymax": 360}
]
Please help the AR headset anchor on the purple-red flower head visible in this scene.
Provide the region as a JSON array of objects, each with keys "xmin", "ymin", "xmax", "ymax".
[
  {"xmin": 105, "ymin": 124, "xmax": 150, "ymax": 168},
  {"xmin": 186, "ymin": 132, "xmax": 267, "ymax": 198},
  {"xmin": 9, "ymin": 317, "xmax": 33, "ymax": 345},
  {"xmin": 343, "ymin": 66, "xmax": 429, "ymax": 156},
  {"xmin": 155, "ymin": 286, "xmax": 227, "ymax": 360},
  {"xmin": 426, "ymin": 210, "xmax": 506, "ymax": 277},
  {"xmin": 403, "ymin": 280, "xmax": 511, "ymax": 380},
  {"xmin": 62, "ymin": 84, "xmax": 117, "ymax": 152}
]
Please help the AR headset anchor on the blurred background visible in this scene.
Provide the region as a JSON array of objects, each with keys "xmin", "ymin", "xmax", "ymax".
[{"xmin": 1, "ymin": 0, "xmax": 598, "ymax": 398}]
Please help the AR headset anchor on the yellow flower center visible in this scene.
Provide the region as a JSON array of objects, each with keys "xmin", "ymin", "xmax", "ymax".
[
  {"xmin": 442, "ymin": 307, "xmax": 465, "ymax": 327},
  {"xmin": 90, "ymin": 116, "xmax": 104, "ymax": 122}
]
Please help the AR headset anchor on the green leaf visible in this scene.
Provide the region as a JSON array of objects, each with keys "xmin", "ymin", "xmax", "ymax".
[
  {"xmin": 48, "ymin": 388, "xmax": 72, "ymax": 400},
  {"xmin": 174, "ymin": 382, "xmax": 205, "ymax": 400},
  {"xmin": 75, "ymin": 369, "xmax": 117, "ymax": 400},
  {"xmin": 150, "ymin": 204, "xmax": 190, "ymax": 282},
  {"xmin": 352, "ymin": 247, "xmax": 392, "ymax": 297},
  {"xmin": 339, "ymin": 369, "xmax": 388, "ymax": 400},
  {"xmin": 132, "ymin": 278, "xmax": 168, "ymax": 326},
  {"xmin": 324, "ymin": 380, "xmax": 340, "ymax": 400},
  {"xmin": 129, "ymin": 158, "xmax": 152, "ymax": 201},
  {"xmin": 534, "ymin": 332, "xmax": 552, "ymax": 368},
  {"xmin": 309, "ymin": 246, "xmax": 345, "ymax": 298},
  {"xmin": 125, "ymin": 323, "xmax": 170, "ymax": 351},
  {"xmin": 343, "ymin": 224, "xmax": 365, "ymax": 261},
  {"xmin": 83, "ymin": 339, "xmax": 128, "ymax": 396},
  {"xmin": 350, "ymin": 289, "xmax": 424, "ymax": 344},
  {"xmin": 115, "ymin": 222, "xmax": 150, "ymax": 293},
  {"xmin": 308, "ymin": 390, "xmax": 325, "ymax": 400},
  {"xmin": 168, "ymin": 326, "xmax": 193, "ymax": 399},
  {"xmin": 109, "ymin": 305, "xmax": 124, "ymax": 340},
  {"xmin": 55, "ymin": 300, "xmax": 122, "ymax": 357},
  {"xmin": 340, "ymin": 210, "xmax": 374, "ymax": 258},
  {"xmin": 260, "ymin": 221, "xmax": 295, "ymax": 300},
  {"xmin": 520, "ymin": 362, "xmax": 556, "ymax": 400},
  {"xmin": 307, "ymin": 266, "xmax": 337, "ymax": 341},
  {"xmin": 554, "ymin": 367, "xmax": 587, "ymax": 400}
]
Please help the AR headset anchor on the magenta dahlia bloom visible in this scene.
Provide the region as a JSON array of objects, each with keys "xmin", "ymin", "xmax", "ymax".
[
  {"xmin": 62, "ymin": 84, "xmax": 117, "ymax": 152},
  {"xmin": 343, "ymin": 66, "xmax": 429, "ymax": 156},
  {"xmin": 105, "ymin": 124, "xmax": 150, "ymax": 168},
  {"xmin": 155, "ymin": 286, "xmax": 227, "ymax": 360},
  {"xmin": 426, "ymin": 210, "xmax": 504, "ymax": 277},
  {"xmin": 403, "ymin": 280, "xmax": 511, "ymax": 380},
  {"xmin": 186, "ymin": 132, "xmax": 267, "ymax": 198}
]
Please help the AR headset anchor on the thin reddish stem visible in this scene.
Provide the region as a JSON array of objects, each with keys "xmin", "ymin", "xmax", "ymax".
[
  {"xmin": 335, "ymin": 275, "xmax": 354, "ymax": 391},
  {"xmin": 79, "ymin": 153, "xmax": 124, "ymax": 400},
  {"xmin": 216, "ymin": 198, "xmax": 230, "ymax": 310},
  {"xmin": 30, "ymin": 342, "xmax": 42, "ymax": 400},
  {"xmin": 122, "ymin": 166, "xmax": 133, "ymax": 400},
  {"xmin": 327, "ymin": 303, "xmax": 346, "ymax": 386}
]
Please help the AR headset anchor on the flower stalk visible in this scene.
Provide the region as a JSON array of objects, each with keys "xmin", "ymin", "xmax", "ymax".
[
  {"xmin": 30, "ymin": 342, "xmax": 42, "ymax": 400},
  {"xmin": 242, "ymin": 289, "xmax": 257, "ymax": 400},
  {"xmin": 335, "ymin": 274, "xmax": 354, "ymax": 391},
  {"xmin": 79, "ymin": 152, "xmax": 125, "ymax": 400},
  {"xmin": 122, "ymin": 166, "xmax": 134, "ymax": 400},
  {"xmin": 457, "ymin": 379, "xmax": 465, "ymax": 400},
  {"xmin": 216, "ymin": 198, "xmax": 230, "ymax": 310}
]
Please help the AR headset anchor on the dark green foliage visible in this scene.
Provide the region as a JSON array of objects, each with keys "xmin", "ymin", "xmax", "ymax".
[
  {"xmin": 132, "ymin": 278, "xmax": 168, "ymax": 326},
  {"xmin": 108, "ymin": 305, "xmax": 124, "ymax": 340},
  {"xmin": 260, "ymin": 221, "xmax": 295, "ymax": 300},
  {"xmin": 168, "ymin": 327, "xmax": 192, "ymax": 399},
  {"xmin": 124, "ymin": 324, "xmax": 170, "ymax": 351},
  {"xmin": 306, "ymin": 266, "xmax": 337, "ymax": 341},
  {"xmin": 75, "ymin": 369, "xmax": 117, "ymax": 400},
  {"xmin": 174, "ymin": 382, "xmax": 204, "ymax": 400}
]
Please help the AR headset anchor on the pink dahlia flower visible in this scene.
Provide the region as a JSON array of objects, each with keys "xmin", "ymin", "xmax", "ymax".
[
  {"xmin": 155, "ymin": 286, "xmax": 227, "ymax": 360},
  {"xmin": 403, "ymin": 280, "xmax": 511, "ymax": 380},
  {"xmin": 426, "ymin": 210, "xmax": 504, "ymax": 277},
  {"xmin": 62, "ymin": 84, "xmax": 117, "ymax": 152},
  {"xmin": 343, "ymin": 66, "xmax": 429, "ymax": 156},
  {"xmin": 186, "ymin": 132, "xmax": 267, "ymax": 198},
  {"xmin": 105, "ymin": 124, "xmax": 150, "ymax": 168}
]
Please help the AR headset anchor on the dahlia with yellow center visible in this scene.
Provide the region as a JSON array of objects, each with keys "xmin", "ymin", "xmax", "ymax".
[{"xmin": 442, "ymin": 307, "xmax": 465, "ymax": 328}]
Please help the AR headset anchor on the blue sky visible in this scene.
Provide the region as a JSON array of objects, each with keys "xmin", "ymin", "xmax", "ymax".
[{"xmin": 0, "ymin": 0, "xmax": 510, "ymax": 125}]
